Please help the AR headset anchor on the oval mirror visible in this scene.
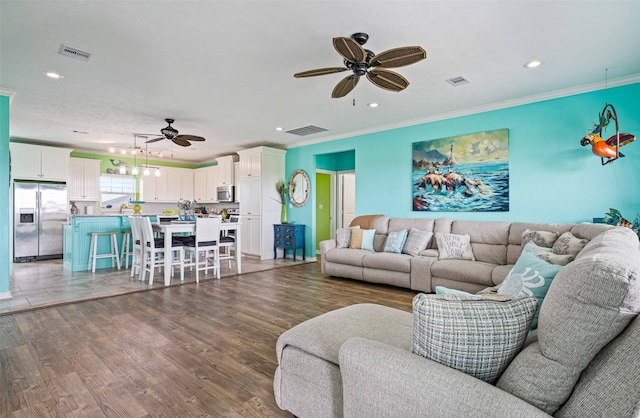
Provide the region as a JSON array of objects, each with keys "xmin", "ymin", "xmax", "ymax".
[{"xmin": 289, "ymin": 169, "xmax": 310, "ymax": 207}]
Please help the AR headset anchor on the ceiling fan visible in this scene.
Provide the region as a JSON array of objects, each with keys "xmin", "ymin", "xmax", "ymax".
[
  {"xmin": 145, "ymin": 118, "xmax": 205, "ymax": 147},
  {"xmin": 294, "ymin": 32, "xmax": 427, "ymax": 98}
]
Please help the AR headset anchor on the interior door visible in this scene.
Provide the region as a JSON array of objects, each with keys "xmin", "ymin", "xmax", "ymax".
[
  {"xmin": 315, "ymin": 172, "xmax": 332, "ymax": 250},
  {"xmin": 340, "ymin": 172, "xmax": 356, "ymax": 228}
]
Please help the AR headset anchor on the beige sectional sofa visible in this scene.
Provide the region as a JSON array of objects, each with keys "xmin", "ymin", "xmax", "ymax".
[
  {"xmin": 320, "ymin": 215, "xmax": 612, "ymax": 293},
  {"xmin": 276, "ymin": 226, "xmax": 640, "ymax": 417}
]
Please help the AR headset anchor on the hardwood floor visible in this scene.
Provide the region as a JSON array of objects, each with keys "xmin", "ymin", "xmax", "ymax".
[{"xmin": 0, "ymin": 262, "xmax": 418, "ymax": 417}]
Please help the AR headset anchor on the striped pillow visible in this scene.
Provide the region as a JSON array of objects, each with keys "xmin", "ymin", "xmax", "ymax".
[
  {"xmin": 412, "ymin": 293, "xmax": 537, "ymax": 383},
  {"xmin": 402, "ymin": 228, "xmax": 433, "ymax": 256},
  {"xmin": 336, "ymin": 226, "xmax": 359, "ymax": 248}
]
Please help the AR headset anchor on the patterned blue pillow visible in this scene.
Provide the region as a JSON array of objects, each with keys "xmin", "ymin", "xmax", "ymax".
[
  {"xmin": 384, "ymin": 229, "xmax": 408, "ymax": 253},
  {"xmin": 498, "ymin": 242, "xmax": 563, "ymax": 329}
]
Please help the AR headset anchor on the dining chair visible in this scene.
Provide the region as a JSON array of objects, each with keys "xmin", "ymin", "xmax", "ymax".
[
  {"xmin": 219, "ymin": 214, "xmax": 240, "ymax": 269},
  {"xmin": 128, "ymin": 216, "xmax": 144, "ymax": 280},
  {"xmin": 139, "ymin": 216, "xmax": 185, "ymax": 285},
  {"xmin": 184, "ymin": 217, "xmax": 221, "ymax": 282}
]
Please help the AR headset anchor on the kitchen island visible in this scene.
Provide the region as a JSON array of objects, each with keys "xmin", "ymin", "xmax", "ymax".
[{"xmin": 63, "ymin": 215, "xmax": 155, "ymax": 272}]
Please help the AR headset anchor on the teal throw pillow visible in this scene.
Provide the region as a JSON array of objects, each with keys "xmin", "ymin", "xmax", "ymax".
[
  {"xmin": 498, "ymin": 242, "xmax": 563, "ymax": 329},
  {"xmin": 384, "ymin": 229, "xmax": 408, "ymax": 253},
  {"xmin": 361, "ymin": 229, "xmax": 376, "ymax": 251},
  {"xmin": 435, "ymin": 286, "xmax": 473, "ymax": 296}
]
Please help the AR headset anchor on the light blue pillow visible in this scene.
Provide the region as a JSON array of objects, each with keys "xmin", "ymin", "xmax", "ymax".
[
  {"xmin": 498, "ymin": 242, "xmax": 563, "ymax": 329},
  {"xmin": 435, "ymin": 286, "xmax": 473, "ymax": 296},
  {"xmin": 384, "ymin": 229, "xmax": 408, "ymax": 253},
  {"xmin": 361, "ymin": 229, "xmax": 376, "ymax": 251}
]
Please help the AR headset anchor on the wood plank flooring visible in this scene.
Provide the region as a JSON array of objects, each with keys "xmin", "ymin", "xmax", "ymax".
[{"xmin": 0, "ymin": 262, "xmax": 418, "ymax": 417}]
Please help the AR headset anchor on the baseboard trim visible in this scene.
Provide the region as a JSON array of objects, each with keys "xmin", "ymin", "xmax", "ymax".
[{"xmin": 0, "ymin": 291, "xmax": 13, "ymax": 300}]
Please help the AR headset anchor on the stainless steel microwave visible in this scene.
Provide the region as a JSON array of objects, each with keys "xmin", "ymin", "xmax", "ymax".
[{"xmin": 217, "ymin": 185, "xmax": 235, "ymax": 202}]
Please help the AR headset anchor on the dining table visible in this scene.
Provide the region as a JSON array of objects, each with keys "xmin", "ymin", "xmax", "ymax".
[{"xmin": 153, "ymin": 220, "xmax": 242, "ymax": 286}]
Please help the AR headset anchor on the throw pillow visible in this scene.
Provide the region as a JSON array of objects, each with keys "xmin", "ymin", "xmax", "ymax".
[
  {"xmin": 552, "ymin": 231, "xmax": 589, "ymax": 257},
  {"xmin": 402, "ymin": 228, "xmax": 433, "ymax": 256},
  {"xmin": 412, "ymin": 293, "xmax": 537, "ymax": 384},
  {"xmin": 384, "ymin": 229, "xmax": 408, "ymax": 253},
  {"xmin": 435, "ymin": 232, "xmax": 475, "ymax": 261},
  {"xmin": 521, "ymin": 229, "xmax": 559, "ymax": 248},
  {"xmin": 336, "ymin": 226, "xmax": 359, "ymax": 248},
  {"xmin": 498, "ymin": 242, "xmax": 563, "ymax": 329},
  {"xmin": 527, "ymin": 241, "xmax": 575, "ymax": 266},
  {"xmin": 350, "ymin": 228, "xmax": 375, "ymax": 251}
]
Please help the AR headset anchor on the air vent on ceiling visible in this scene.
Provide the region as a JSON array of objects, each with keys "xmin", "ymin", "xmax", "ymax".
[
  {"xmin": 57, "ymin": 44, "xmax": 92, "ymax": 62},
  {"xmin": 445, "ymin": 76, "xmax": 470, "ymax": 87},
  {"xmin": 285, "ymin": 125, "xmax": 329, "ymax": 136}
]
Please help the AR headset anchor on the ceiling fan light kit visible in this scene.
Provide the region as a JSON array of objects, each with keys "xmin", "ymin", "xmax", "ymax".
[{"xmin": 294, "ymin": 32, "xmax": 427, "ymax": 99}]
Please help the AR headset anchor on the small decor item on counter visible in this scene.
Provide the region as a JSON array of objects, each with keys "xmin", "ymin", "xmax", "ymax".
[
  {"xmin": 275, "ymin": 179, "xmax": 289, "ymax": 224},
  {"xmin": 133, "ymin": 204, "xmax": 142, "ymax": 214},
  {"xmin": 70, "ymin": 201, "xmax": 79, "ymax": 215},
  {"xmin": 221, "ymin": 208, "xmax": 229, "ymax": 220},
  {"xmin": 177, "ymin": 199, "xmax": 198, "ymax": 221}
]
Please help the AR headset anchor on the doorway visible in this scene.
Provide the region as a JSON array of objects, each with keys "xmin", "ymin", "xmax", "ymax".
[
  {"xmin": 315, "ymin": 171, "xmax": 334, "ymax": 250},
  {"xmin": 338, "ymin": 171, "xmax": 356, "ymax": 228}
]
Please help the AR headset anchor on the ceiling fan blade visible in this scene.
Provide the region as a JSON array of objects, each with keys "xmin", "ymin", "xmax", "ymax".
[
  {"xmin": 370, "ymin": 46, "xmax": 427, "ymax": 68},
  {"xmin": 294, "ymin": 67, "xmax": 349, "ymax": 78},
  {"xmin": 333, "ymin": 37, "xmax": 366, "ymax": 63},
  {"xmin": 332, "ymin": 74, "xmax": 360, "ymax": 98},
  {"xmin": 145, "ymin": 137, "xmax": 165, "ymax": 144},
  {"xmin": 176, "ymin": 134, "xmax": 205, "ymax": 142},
  {"xmin": 172, "ymin": 138, "xmax": 192, "ymax": 147},
  {"xmin": 366, "ymin": 68, "xmax": 410, "ymax": 92}
]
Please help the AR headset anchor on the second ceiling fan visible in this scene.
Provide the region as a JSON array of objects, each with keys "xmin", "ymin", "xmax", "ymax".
[
  {"xmin": 146, "ymin": 118, "xmax": 205, "ymax": 147},
  {"xmin": 294, "ymin": 32, "xmax": 427, "ymax": 98}
]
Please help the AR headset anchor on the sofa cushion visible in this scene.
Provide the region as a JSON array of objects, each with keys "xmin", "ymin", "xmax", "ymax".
[
  {"xmin": 362, "ymin": 252, "xmax": 412, "ymax": 273},
  {"xmin": 551, "ymin": 231, "xmax": 589, "ymax": 257},
  {"xmin": 324, "ymin": 248, "xmax": 368, "ymax": 267},
  {"xmin": 384, "ymin": 229, "xmax": 408, "ymax": 253},
  {"xmin": 412, "ymin": 293, "xmax": 537, "ymax": 384},
  {"xmin": 402, "ymin": 228, "xmax": 433, "ymax": 256},
  {"xmin": 435, "ymin": 232, "xmax": 475, "ymax": 260},
  {"xmin": 431, "ymin": 260, "xmax": 495, "ymax": 287},
  {"xmin": 497, "ymin": 227, "xmax": 640, "ymax": 414},
  {"xmin": 507, "ymin": 222, "xmax": 575, "ymax": 264},
  {"xmin": 498, "ymin": 242, "xmax": 563, "ymax": 329}
]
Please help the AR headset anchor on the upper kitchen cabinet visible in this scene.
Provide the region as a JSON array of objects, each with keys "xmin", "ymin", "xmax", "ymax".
[
  {"xmin": 216, "ymin": 155, "xmax": 237, "ymax": 187},
  {"xmin": 238, "ymin": 149, "xmax": 262, "ymax": 178},
  {"xmin": 10, "ymin": 143, "xmax": 73, "ymax": 181},
  {"xmin": 68, "ymin": 157, "xmax": 100, "ymax": 201}
]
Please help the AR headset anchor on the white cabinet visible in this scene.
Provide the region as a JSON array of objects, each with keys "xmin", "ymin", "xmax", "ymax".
[
  {"xmin": 143, "ymin": 168, "xmax": 194, "ymax": 202},
  {"xmin": 193, "ymin": 165, "xmax": 218, "ymax": 203},
  {"xmin": 141, "ymin": 173, "xmax": 167, "ymax": 201},
  {"xmin": 234, "ymin": 162, "xmax": 240, "ymax": 202},
  {"xmin": 10, "ymin": 143, "xmax": 73, "ymax": 181},
  {"xmin": 238, "ymin": 150, "xmax": 262, "ymax": 178},
  {"xmin": 241, "ymin": 215, "xmax": 261, "ymax": 256},
  {"xmin": 68, "ymin": 157, "xmax": 100, "ymax": 201},
  {"xmin": 179, "ymin": 168, "xmax": 194, "ymax": 200},
  {"xmin": 237, "ymin": 146, "xmax": 286, "ymax": 260},
  {"xmin": 216, "ymin": 155, "xmax": 237, "ymax": 187}
]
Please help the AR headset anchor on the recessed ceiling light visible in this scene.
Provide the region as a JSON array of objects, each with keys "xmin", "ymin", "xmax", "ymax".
[
  {"xmin": 524, "ymin": 60, "xmax": 542, "ymax": 69},
  {"xmin": 42, "ymin": 71, "xmax": 64, "ymax": 79},
  {"xmin": 368, "ymin": 103, "xmax": 379, "ymax": 108},
  {"xmin": 275, "ymin": 127, "xmax": 283, "ymax": 131}
]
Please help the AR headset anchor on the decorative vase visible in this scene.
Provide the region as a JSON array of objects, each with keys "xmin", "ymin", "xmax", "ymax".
[{"xmin": 280, "ymin": 204, "xmax": 288, "ymax": 224}]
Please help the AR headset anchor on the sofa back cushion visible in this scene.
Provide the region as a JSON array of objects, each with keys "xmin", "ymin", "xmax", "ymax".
[
  {"xmin": 496, "ymin": 227, "xmax": 640, "ymax": 414},
  {"xmin": 451, "ymin": 220, "xmax": 510, "ymax": 265}
]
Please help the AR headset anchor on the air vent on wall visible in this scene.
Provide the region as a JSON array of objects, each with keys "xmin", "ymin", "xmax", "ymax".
[
  {"xmin": 445, "ymin": 76, "xmax": 470, "ymax": 87},
  {"xmin": 57, "ymin": 44, "xmax": 92, "ymax": 62},
  {"xmin": 285, "ymin": 125, "xmax": 329, "ymax": 136}
]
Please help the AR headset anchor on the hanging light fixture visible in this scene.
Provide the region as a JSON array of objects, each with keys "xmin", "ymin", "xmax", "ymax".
[
  {"xmin": 144, "ymin": 142, "xmax": 150, "ymax": 176},
  {"xmin": 131, "ymin": 135, "xmax": 139, "ymax": 176}
]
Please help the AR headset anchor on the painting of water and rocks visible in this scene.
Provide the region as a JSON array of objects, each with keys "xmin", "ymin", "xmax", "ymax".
[{"xmin": 412, "ymin": 129, "xmax": 509, "ymax": 212}]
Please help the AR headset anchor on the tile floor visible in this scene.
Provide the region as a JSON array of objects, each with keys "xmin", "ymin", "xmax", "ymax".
[{"xmin": 2, "ymin": 254, "xmax": 312, "ymax": 315}]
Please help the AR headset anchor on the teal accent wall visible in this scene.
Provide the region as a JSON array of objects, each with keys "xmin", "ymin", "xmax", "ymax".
[
  {"xmin": 285, "ymin": 83, "xmax": 640, "ymax": 257},
  {"xmin": 0, "ymin": 96, "xmax": 9, "ymax": 294}
]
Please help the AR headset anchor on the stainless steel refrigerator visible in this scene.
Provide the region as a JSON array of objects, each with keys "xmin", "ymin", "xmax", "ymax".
[{"xmin": 14, "ymin": 182, "xmax": 68, "ymax": 262}]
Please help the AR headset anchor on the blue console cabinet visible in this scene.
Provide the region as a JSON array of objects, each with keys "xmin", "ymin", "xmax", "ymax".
[{"xmin": 273, "ymin": 224, "xmax": 305, "ymax": 261}]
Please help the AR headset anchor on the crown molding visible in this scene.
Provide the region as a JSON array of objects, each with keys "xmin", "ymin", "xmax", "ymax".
[{"xmin": 0, "ymin": 87, "xmax": 16, "ymax": 104}]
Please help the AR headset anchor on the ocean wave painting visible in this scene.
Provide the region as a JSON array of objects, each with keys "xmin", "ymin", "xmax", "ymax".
[{"xmin": 412, "ymin": 129, "xmax": 509, "ymax": 212}]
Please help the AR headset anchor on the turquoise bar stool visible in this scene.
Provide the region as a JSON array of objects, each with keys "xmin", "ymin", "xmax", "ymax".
[{"xmin": 88, "ymin": 231, "xmax": 121, "ymax": 272}]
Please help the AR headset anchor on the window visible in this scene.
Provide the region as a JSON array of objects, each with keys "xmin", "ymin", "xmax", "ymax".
[{"xmin": 100, "ymin": 175, "xmax": 135, "ymax": 207}]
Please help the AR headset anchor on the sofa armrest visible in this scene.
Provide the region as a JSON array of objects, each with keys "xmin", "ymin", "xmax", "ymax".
[
  {"xmin": 339, "ymin": 338, "xmax": 551, "ymax": 418},
  {"xmin": 319, "ymin": 239, "xmax": 337, "ymax": 273}
]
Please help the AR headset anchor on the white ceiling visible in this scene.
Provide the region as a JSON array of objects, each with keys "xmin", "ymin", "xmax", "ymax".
[{"xmin": 2, "ymin": 1, "xmax": 640, "ymax": 163}]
